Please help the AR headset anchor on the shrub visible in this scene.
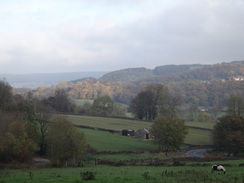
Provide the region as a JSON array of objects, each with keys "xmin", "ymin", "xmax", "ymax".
[
  {"xmin": 142, "ymin": 171, "xmax": 151, "ymax": 180},
  {"xmin": 80, "ymin": 171, "xmax": 96, "ymax": 180},
  {"xmin": 172, "ymin": 160, "xmax": 185, "ymax": 166}
]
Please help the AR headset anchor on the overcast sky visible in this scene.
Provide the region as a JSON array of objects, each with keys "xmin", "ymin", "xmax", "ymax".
[{"xmin": 1, "ymin": 0, "xmax": 244, "ymax": 74}]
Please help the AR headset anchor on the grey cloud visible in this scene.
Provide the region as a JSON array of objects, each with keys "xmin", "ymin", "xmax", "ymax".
[
  {"xmin": 112, "ymin": 0, "xmax": 244, "ymax": 66},
  {"xmin": 1, "ymin": 0, "xmax": 244, "ymax": 74},
  {"xmin": 54, "ymin": 0, "xmax": 244, "ymax": 70}
]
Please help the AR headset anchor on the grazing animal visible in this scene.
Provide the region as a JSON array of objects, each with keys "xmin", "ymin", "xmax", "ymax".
[{"xmin": 211, "ymin": 165, "xmax": 226, "ymax": 174}]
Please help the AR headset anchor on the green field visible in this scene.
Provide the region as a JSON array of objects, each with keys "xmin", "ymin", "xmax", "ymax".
[
  {"xmin": 66, "ymin": 114, "xmax": 213, "ymax": 149},
  {"xmin": 1, "ymin": 159, "xmax": 244, "ymax": 183},
  {"xmin": 184, "ymin": 128, "xmax": 212, "ymax": 145},
  {"xmin": 78, "ymin": 127, "xmax": 212, "ymax": 153},
  {"xmin": 185, "ymin": 121, "xmax": 215, "ymax": 129},
  {"xmin": 68, "ymin": 115, "xmax": 152, "ymax": 131},
  {"xmin": 75, "ymin": 99, "xmax": 93, "ymax": 106},
  {"xmin": 79, "ymin": 128, "xmax": 158, "ymax": 152},
  {"xmin": 67, "ymin": 114, "xmax": 215, "ymax": 131}
]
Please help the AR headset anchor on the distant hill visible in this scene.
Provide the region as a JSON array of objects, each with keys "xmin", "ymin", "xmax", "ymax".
[
  {"xmin": 100, "ymin": 64, "xmax": 207, "ymax": 82},
  {"xmin": 0, "ymin": 71, "xmax": 108, "ymax": 89},
  {"xmin": 100, "ymin": 67, "xmax": 153, "ymax": 82},
  {"xmin": 7, "ymin": 61, "xmax": 244, "ymax": 89},
  {"xmin": 14, "ymin": 61, "xmax": 244, "ymax": 109},
  {"xmin": 100, "ymin": 61, "xmax": 244, "ymax": 83}
]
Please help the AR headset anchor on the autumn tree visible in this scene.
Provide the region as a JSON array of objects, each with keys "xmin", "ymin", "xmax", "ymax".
[
  {"xmin": 227, "ymin": 96, "xmax": 244, "ymax": 116},
  {"xmin": 42, "ymin": 89, "xmax": 75, "ymax": 113},
  {"xmin": 47, "ymin": 117, "xmax": 86, "ymax": 166},
  {"xmin": 150, "ymin": 116, "xmax": 188, "ymax": 151},
  {"xmin": 129, "ymin": 90, "xmax": 151, "ymax": 119},
  {"xmin": 90, "ymin": 95, "xmax": 114, "ymax": 116},
  {"xmin": 54, "ymin": 89, "xmax": 76, "ymax": 112},
  {"xmin": 213, "ymin": 116, "xmax": 244, "ymax": 154},
  {"xmin": 129, "ymin": 84, "xmax": 168, "ymax": 120},
  {"xmin": 0, "ymin": 111, "xmax": 16, "ymax": 134},
  {"xmin": 112, "ymin": 102, "xmax": 126, "ymax": 117},
  {"xmin": 0, "ymin": 79, "xmax": 13, "ymax": 109},
  {"xmin": 35, "ymin": 101, "xmax": 54, "ymax": 155},
  {"xmin": 0, "ymin": 119, "xmax": 36, "ymax": 162},
  {"xmin": 6, "ymin": 100, "xmax": 39, "ymax": 144},
  {"xmin": 159, "ymin": 94, "xmax": 182, "ymax": 119}
]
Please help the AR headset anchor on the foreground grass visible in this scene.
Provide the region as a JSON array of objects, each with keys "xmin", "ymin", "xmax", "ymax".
[{"xmin": 1, "ymin": 161, "xmax": 244, "ymax": 183}]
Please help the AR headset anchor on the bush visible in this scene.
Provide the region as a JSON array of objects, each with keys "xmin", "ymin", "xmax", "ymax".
[
  {"xmin": 80, "ymin": 171, "xmax": 96, "ymax": 180},
  {"xmin": 172, "ymin": 160, "xmax": 185, "ymax": 166},
  {"xmin": 142, "ymin": 171, "xmax": 151, "ymax": 180}
]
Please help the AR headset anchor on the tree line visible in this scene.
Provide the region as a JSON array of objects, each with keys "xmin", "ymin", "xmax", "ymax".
[
  {"xmin": 100, "ymin": 61, "xmax": 244, "ymax": 83},
  {"xmin": 212, "ymin": 95, "xmax": 244, "ymax": 154},
  {"xmin": 129, "ymin": 83, "xmax": 244, "ymax": 154},
  {"xmin": 0, "ymin": 79, "xmax": 86, "ymax": 166},
  {"xmin": 28, "ymin": 78, "xmax": 244, "ymax": 113}
]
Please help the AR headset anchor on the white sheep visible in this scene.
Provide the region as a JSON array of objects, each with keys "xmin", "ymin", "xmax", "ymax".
[{"xmin": 211, "ymin": 164, "xmax": 226, "ymax": 174}]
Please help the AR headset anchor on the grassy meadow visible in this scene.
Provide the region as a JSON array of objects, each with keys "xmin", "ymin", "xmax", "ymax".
[
  {"xmin": 78, "ymin": 128, "xmax": 158, "ymax": 152},
  {"xmin": 1, "ymin": 160, "xmax": 244, "ymax": 183},
  {"xmin": 67, "ymin": 115, "xmax": 152, "ymax": 131},
  {"xmin": 74, "ymin": 99, "xmax": 93, "ymax": 106},
  {"xmin": 184, "ymin": 128, "xmax": 212, "ymax": 145},
  {"xmin": 185, "ymin": 121, "xmax": 215, "ymax": 129},
  {"xmin": 66, "ymin": 114, "xmax": 213, "ymax": 150},
  {"xmin": 78, "ymin": 127, "xmax": 212, "ymax": 153}
]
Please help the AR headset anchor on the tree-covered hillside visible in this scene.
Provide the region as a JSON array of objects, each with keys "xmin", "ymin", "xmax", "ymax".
[
  {"xmin": 100, "ymin": 64, "xmax": 205, "ymax": 82},
  {"xmin": 100, "ymin": 61, "xmax": 244, "ymax": 83},
  {"xmin": 21, "ymin": 61, "xmax": 244, "ymax": 108},
  {"xmin": 100, "ymin": 67, "xmax": 153, "ymax": 82}
]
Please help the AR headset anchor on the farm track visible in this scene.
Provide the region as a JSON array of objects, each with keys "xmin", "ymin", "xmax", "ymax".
[{"xmin": 186, "ymin": 148, "xmax": 211, "ymax": 158}]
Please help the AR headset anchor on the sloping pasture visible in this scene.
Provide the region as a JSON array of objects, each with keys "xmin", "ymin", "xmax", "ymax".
[
  {"xmin": 65, "ymin": 114, "xmax": 213, "ymax": 152},
  {"xmin": 185, "ymin": 121, "xmax": 215, "ymax": 130},
  {"xmin": 79, "ymin": 127, "xmax": 212, "ymax": 153},
  {"xmin": 67, "ymin": 115, "xmax": 152, "ymax": 131},
  {"xmin": 184, "ymin": 128, "xmax": 212, "ymax": 145},
  {"xmin": 67, "ymin": 114, "xmax": 215, "ymax": 131},
  {"xmin": 78, "ymin": 128, "xmax": 158, "ymax": 152}
]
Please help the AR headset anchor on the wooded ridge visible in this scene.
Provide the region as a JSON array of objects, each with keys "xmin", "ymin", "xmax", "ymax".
[
  {"xmin": 17, "ymin": 61, "xmax": 244, "ymax": 108},
  {"xmin": 98, "ymin": 61, "xmax": 244, "ymax": 83}
]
